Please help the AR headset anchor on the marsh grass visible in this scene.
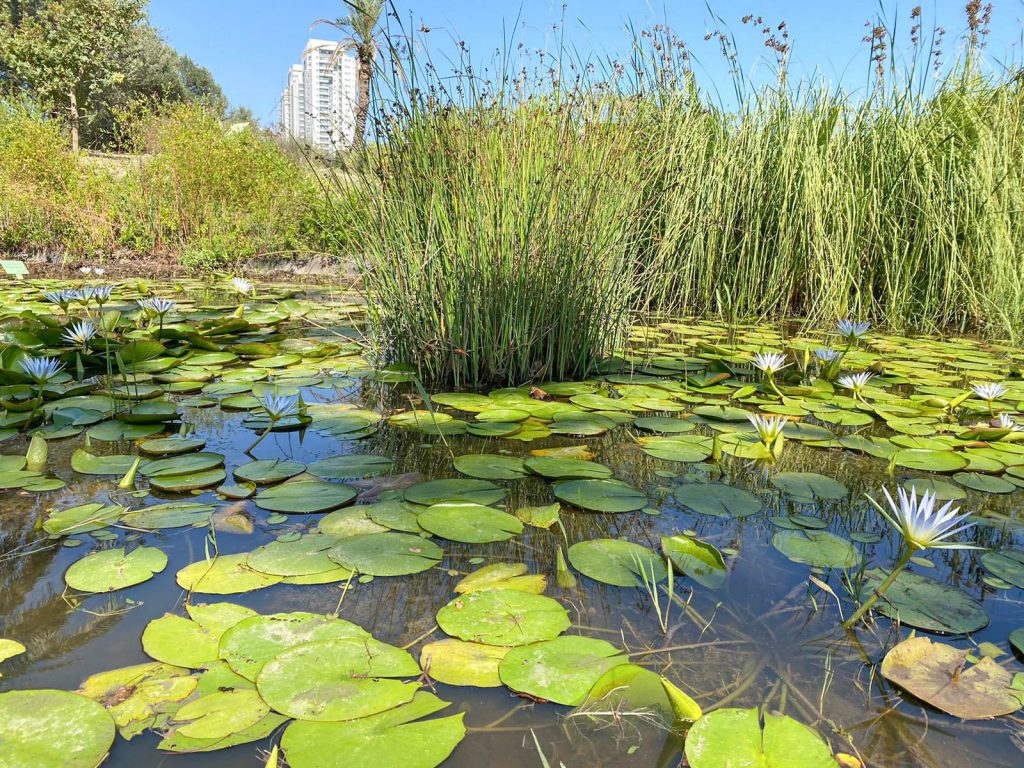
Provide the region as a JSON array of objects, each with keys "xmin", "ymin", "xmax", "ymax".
[{"xmin": 338, "ymin": 7, "xmax": 1024, "ymax": 386}]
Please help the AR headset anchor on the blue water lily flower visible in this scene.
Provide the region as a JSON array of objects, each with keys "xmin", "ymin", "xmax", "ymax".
[
  {"xmin": 17, "ymin": 356, "xmax": 65, "ymax": 385},
  {"xmin": 62, "ymin": 320, "xmax": 98, "ymax": 347}
]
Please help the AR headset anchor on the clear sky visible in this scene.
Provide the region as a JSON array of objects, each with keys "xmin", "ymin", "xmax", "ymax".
[{"xmin": 148, "ymin": 1, "xmax": 1024, "ymax": 124}]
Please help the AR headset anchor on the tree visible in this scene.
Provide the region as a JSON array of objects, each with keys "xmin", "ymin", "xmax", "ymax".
[
  {"xmin": 314, "ymin": 0, "xmax": 384, "ymax": 148},
  {"xmin": 0, "ymin": 0, "xmax": 144, "ymax": 151}
]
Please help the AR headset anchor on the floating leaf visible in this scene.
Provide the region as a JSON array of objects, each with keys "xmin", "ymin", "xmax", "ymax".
[
  {"xmin": 176, "ymin": 554, "xmax": 283, "ymax": 595},
  {"xmin": 142, "ymin": 603, "xmax": 258, "ymax": 668},
  {"xmin": 404, "ymin": 478, "xmax": 506, "ymax": 506},
  {"xmin": 893, "ymin": 449, "xmax": 969, "ymax": 473},
  {"xmin": 685, "ymin": 708, "xmax": 836, "ymax": 768},
  {"xmin": 568, "ymin": 538, "xmax": 667, "ymax": 587},
  {"xmin": 65, "ymin": 546, "xmax": 167, "ymax": 593},
  {"xmin": 662, "ymin": 535, "xmax": 727, "ymax": 588},
  {"xmin": 307, "ymin": 454, "xmax": 395, "ymax": 480},
  {"xmin": 881, "ymin": 636, "xmax": 1022, "ymax": 719},
  {"xmin": 418, "ymin": 503, "xmax": 523, "ymax": 543},
  {"xmin": 770, "ymin": 472, "xmax": 847, "ymax": 501},
  {"xmin": 0, "ymin": 689, "xmax": 116, "ymax": 768},
  {"xmin": 420, "ymin": 639, "xmax": 510, "ymax": 687},
  {"xmin": 554, "ymin": 478, "xmax": 647, "ymax": 513},
  {"xmin": 254, "ymin": 480, "xmax": 357, "ymax": 514},
  {"xmin": 673, "ymin": 483, "xmax": 762, "ymax": 518},
  {"xmin": 499, "ymin": 635, "xmax": 627, "ymax": 706},
  {"xmin": 452, "ymin": 454, "xmax": 527, "ymax": 480},
  {"xmin": 523, "ymin": 456, "xmax": 612, "ymax": 479},
  {"xmin": 981, "ymin": 550, "xmax": 1024, "ymax": 588},
  {"xmin": 328, "ymin": 532, "xmax": 443, "ymax": 576},
  {"xmin": 772, "ymin": 530, "xmax": 859, "ymax": 568},
  {"xmin": 436, "ymin": 589, "xmax": 570, "ymax": 646},
  {"xmin": 172, "ymin": 689, "xmax": 269, "ymax": 739},
  {"xmin": 862, "ymin": 568, "xmax": 988, "ymax": 634},
  {"xmin": 233, "ymin": 458, "xmax": 306, "ymax": 484},
  {"xmin": 247, "ymin": 533, "xmax": 345, "ymax": 576}
]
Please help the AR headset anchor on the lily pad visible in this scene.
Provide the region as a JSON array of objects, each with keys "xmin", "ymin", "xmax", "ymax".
[
  {"xmin": 673, "ymin": 483, "xmax": 762, "ymax": 518},
  {"xmin": 253, "ymin": 480, "xmax": 357, "ymax": 514},
  {"xmin": 307, "ymin": 454, "xmax": 395, "ymax": 480},
  {"xmin": 981, "ymin": 549, "xmax": 1024, "ymax": 588},
  {"xmin": 418, "ymin": 503, "xmax": 523, "ymax": 543},
  {"xmin": 419, "ymin": 639, "xmax": 510, "ymax": 687},
  {"xmin": 65, "ymin": 546, "xmax": 167, "ymax": 593},
  {"xmin": 120, "ymin": 501, "xmax": 214, "ymax": 529},
  {"xmin": 219, "ymin": 612, "xmax": 370, "ymax": 681},
  {"xmin": 881, "ymin": 635, "xmax": 1022, "ymax": 719},
  {"xmin": 233, "ymin": 458, "xmax": 306, "ymax": 484},
  {"xmin": 281, "ymin": 692, "xmax": 465, "ymax": 768},
  {"xmin": 893, "ymin": 449, "xmax": 969, "ymax": 473},
  {"xmin": 862, "ymin": 568, "xmax": 988, "ymax": 634},
  {"xmin": 404, "ymin": 478, "xmax": 506, "ymax": 506},
  {"xmin": 685, "ymin": 707, "xmax": 836, "ymax": 768},
  {"xmin": 149, "ymin": 467, "xmax": 227, "ymax": 493},
  {"xmin": 328, "ymin": 532, "xmax": 443, "ymax": 576},
  {"xmin": 523, "ymin": 456, "xmax": 612, "ymax": 479},
  {"xmin": 436, "ymin": 589, "xmax": 570, "ymax": 646},
  {"xmin": 172, "ymin": 689, "xmax": 269, "ymax": 739},
  {"xmin": 43, "ymin": 502, "xmax": 123, "ymax": 536},
  {"xmin": 499, "ymin": 635, "xmax": 628, "ymax": 706},
  {"xmin": 255, "ymin": 637, "xmax": 421, "ymax": 721},
  {"xmin": 0, "ymin": 689, "xmax": 116, "ymax": 768},
  {"xmin": 770, "ymin": 472, "xmax": 847, "ymax": 501},
  {"xmin": 554, "ymin": 478, "xmax": 647, "ymax": 513},
  {"xmin": 247, "ymin": 534, "xmax": 345, "ymax": 577},
  {"xmin": 452, "ymin": 454, "xmax": 527, "ymax": 480},
  {"xmin": 142, "ymin": 603, "xmax": 258, "ymax": 668},
  {"xmin": 71, "ymin": 449, "xmax": 145, "ymax": 476},
  {"xmin": 662, "ymin": 535, "xmax": 727, "ymax": 588},
  {"xmin": 176, "ymin": 554, "xmax": 283, "ymax": 595},
  {"xmin": 568, "ymin": 538, "xmax": 667, "ymax": 587},
  {"xmin": 772, "ymin": 530, "xmax": 859, "ymax": 568}
]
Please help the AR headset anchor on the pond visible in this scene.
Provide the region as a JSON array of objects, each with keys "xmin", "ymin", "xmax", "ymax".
[{"xmin": 1, "ymin": 278, "xmax": 1023, "ymax": 768}]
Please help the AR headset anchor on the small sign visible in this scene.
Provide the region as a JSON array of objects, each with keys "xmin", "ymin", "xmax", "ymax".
[{"xmin": 0, "ymin": 260, "xmax": 28, "ymax": 280}]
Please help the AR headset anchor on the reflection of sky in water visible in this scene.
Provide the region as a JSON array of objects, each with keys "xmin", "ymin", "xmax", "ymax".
[{"xmin": 0, "ymin": 309, "xmax": 1023, "ymax": 768}]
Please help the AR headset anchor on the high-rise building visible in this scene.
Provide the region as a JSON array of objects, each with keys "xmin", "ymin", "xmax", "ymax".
[{"xmin": 280, "ymin": 39, "xmax": 358, "ymax": 154}]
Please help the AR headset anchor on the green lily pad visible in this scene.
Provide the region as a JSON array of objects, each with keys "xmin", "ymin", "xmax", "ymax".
[
  {"xmin": 43, "ymin": 502, "xmax": 123, "ymax": 536},
  {"xmin": 404, "ymin": 478, "xmax": 506, "ymax": 506},
  {"xmin": 254, "ymin": 480, "xmax": 357, "ymax": 514},
  {"xmin": 328, "ymin": 532, "xmax": 443, "ymax": 576},
  {"xmin": 176, "ymin": 554, "xmax": 283, "ymax": 595},
  {"xmin": 142, "ymin": 602, "xmax": 258, "ymax": 668},
  {"xmin": 673, "ymin": 483, "xmax": 762, "ymax": 518},
  {"xmin": 247, "ymin": 534, "xmax": 345, "ymax": 576},
  {"xmin": 149, "ymin": 467, "xmax": 227, "ymax": 492},
  {"xmin": 0, "ymin": 689, "xmax": 116, "ymax": 768},
  {"xmin": 219, "ymin": 612, "xmax": 370, "ymax": 681},
  {"xmin": 640, "ymin": 436, "xmax": 714, "ymax": 463},
  {"xmin": 317, "ymin": 507, "xmax": 389, "ymax": 537},
  {"xmin": 65, "ymin": 546, "xmax": 167, "ymax": 593},
  {"xmin": 770, "ymin": 472, "xmax": 847, "ymax": 501},
  {"xmin": 419, "ymin": 639, "xmax": 510, "ymax": 687},
  {"xmin": 662, "ymin": 535, "xmax": 727, "ymax": 588},
  {"xmin": 340, "ymin": 500, "xmax": 418, "ymax": 532},
  {"xmin": 981, "ymin": 549, "xmax": 1024, "ymax": 588},
  {"xmin": 418, "ymin": 503, "xmax": 523, "ymax": 543},
  {"xmin": 159, "ymin": 712, "xmax": 288, "ymax": 753},
  {"xmin": 953, "ymin": 472, "xmax": 1017, "ymax": 494},
  {"xmin": 862, "ymin": 568, "xmax": 988, "ymax": 634},
  {"xmin": 71, "ymin": 449, "xmax": 146, "ymax": 476},
  {"xmin": 499, "ymin": 635, "xmax": 628, "ymax": 706},
  {"xmin": 452, "ymin": 454, "xmax": 527, "ymax": 480},
  {"xmin": 633, "ymin": 416, "xmax": 696, "ymax": 433},
  {"xmin": 307, "ymin": 454, "xmax": 395, "ymax": 480},
  {"xmin": 772, "ymin": 530, "xmax": 859, "ymax": 568},
  {"xmin": 172, "ymin": 689, "xmax": 269, "ymax": 739},
  {"xmin": 523, "ymin": 456, "xmax": 612, "ymax": 479},
  {"xmin": 900, "ymin": 478, "xmax": 967, "ymax": 501},
  {"xmin": 554, "ymin": 478, "xmax": 647, "ymax": 513},
  {"xmin": 121, "ymin": 501, "xmax": 215, "ymax": 529},
  {"xmin": 138, "ymin": 437, "xmax": 207, "ymax": 455},
  {"xmin": 436, "ymin": 589, "xmax": 570, "ymax": 646},
  {"xmin": 893, "ymin": 449, "xmax": 969, "ymax": 473},
  {"xmin": 685, "ymin": 707, "xmax": 836, "ymax": 768},
  {"xmin": 281, "ymin": 692, "xmax": 465, "ymax": 768},
  {"xmin": 568, "ymin": 538, "xmax": 667, "ymax": 587},
  {"xmin": 255, "ymin": 637, "xmax": 420, "ymax": 721},
  {"xmin": 233, "ymin": 458, "xmax": 306, "ymax": 484}
]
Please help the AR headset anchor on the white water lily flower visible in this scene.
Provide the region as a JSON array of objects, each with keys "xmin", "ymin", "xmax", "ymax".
[
  {"xmin": 751, "ymin": 352, "xmax": 789, "ymax": 375},
  {"xmin": 813, "ymin": 347, "xmax": 841, "ymax": 362},
  {"xmin": 748, "ymin": 413, "xmax": 788, "ymax": 444},
  {"xmin": 94, "ymin": 267, "xmax": 105, "ymax": 276},
  {"xmin": 869, "ymin": 486, "xmax": 978, "ymax": 551},
  {"xmin": 82, "ymin": 285, "xmax": 113, "ymax": 304},
  {"xmin": 837, "ymin": 371, "xmax": 873, "ymax": 394},
  {"xmin": 62, "ymin": 320, "xmax": 98, "ymax": 346},
  {"xmin": 997, "ymin": 413, "xmax": 1023, "ymax": 431},
  {"xmin": 837, "ymin": 319, "xmax": 870, "ymax": 340},
  {"xmin": 259, "ymin": 394, "xmax": 301, "ymax": 421},
  {"xmin": 138, "ymin": 297, "xmax": 176, "ymax": 316},
  {"xmin": 17, "ymin": 356, "xmax": 65, "ymax": 384},
  {"xmin": 971, "ymin": 382, "xmax": 1008, "ymax": 402},
  {"xmin": 80, "ymin": 266, "xmax": 92, "ymax": 274},
  {"xmin": 231, "ymin": 277, "xmax": 254, "ymax": 295}
]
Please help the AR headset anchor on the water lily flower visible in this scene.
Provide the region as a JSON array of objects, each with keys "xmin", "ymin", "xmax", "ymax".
[
  {"xmin": 137, "ymin": 297, "xmax": 176, "ymax": 316},
  {"xmin": 43, "ymin": 289, "xmax": 81, "ymax": 313},
  {"xmin": 751, "ymin": 352, "xmax": 789, "ymax": 375},
  {"xmin": 843, "ymin": 486, "xmax": 979, "ymax": 629},
  {"xmin": 814, "ymin": 347, "xmax": 841, "ymax": 362},
  {"xmin": 259, "ymin": 394, "xmax": 301, "ymax": 421},
  {"xmin": 17, "ymin": 356, "xmax": 65, "ymax": 385},
  {"xmin": 80, "ymin": 266, "xmax": 92, "ymax": 274},
  {"xmin": 837, "ymin": 371, "xmax": 873, "ymax": 400},
  {"xmin": 837, "ymin": 319, "xmax": 870, "ymax": 343},
  {"xmin": 82, "ymin": 285, "xmax": 113, "ymax": 305},
  {"xmin": 971, "ymin": 382, "xmax": 1008, "ymax": 416},
  {"xmin": 94, "ymin": 267, "xmax": 105, "ymax": 276},
  {"xmin": 997, "ymin": 413, "xmax": 1023, "ymax": 432},
  {"xmin": 62, "ymin": 320, "xmax": 98, "ymax": 348},
  {"xmin": 748, "ymin": 413, "xmax": 787, "ymax": 458},
  {"xmin": 231, "ymin": 277, "xmax": 254, "ymax": 295}
]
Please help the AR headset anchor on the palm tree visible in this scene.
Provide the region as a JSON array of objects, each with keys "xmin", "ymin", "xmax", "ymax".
[{"xmin": 314, "ymin": 0, "xmax": 384, "ymax": 149}]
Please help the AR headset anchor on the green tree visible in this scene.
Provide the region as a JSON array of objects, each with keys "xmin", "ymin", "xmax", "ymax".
[
  {"xmin": 314, "ymin": 0, "xmax": 384, "ymax": 148},
  {"xmin": 0, "ymin": 0, "xmax": 144, "ymax": 151}
]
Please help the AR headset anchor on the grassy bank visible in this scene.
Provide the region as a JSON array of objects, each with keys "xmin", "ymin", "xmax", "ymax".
[
  {"xmin": 340, "ymin": 17, "xmax": 1024, "ymax": 386},
  {"xmin": 0, "ymin": 101, "xmax": 349, "ymax": 270}
]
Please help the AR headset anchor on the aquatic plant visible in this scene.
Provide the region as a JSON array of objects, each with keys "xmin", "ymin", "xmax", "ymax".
[
  {"xmin": 231, "ymin": 277, "xmax": 254, "ymax": 296},
  {"xmin": 16, "ymin": 356, "xmax": 64, "ymax": 385},
  {"xmin": 971, "ymin": 382, "xmax": 1008, "ymax": 416},
  {"xmin": 751, "ymin": 352, "xmax": 788, "ymax": 397},
  {"xmin": 61, "ymin": 320, "xmax": 98, "ymax": 350},
  {"xmin": 843, "ymin": 487, "xmax": 979, "ymax": 629},
  {"xmin": 837, "ymin": 320, "xmax": 870, "ymax": 346},
  {"xmin": 836, "ymin": 372, "xmax": 873, "ymax": 401},
  {"xmin": 748, "ymin": 413, "xmax": 787, "ymax": 460}
]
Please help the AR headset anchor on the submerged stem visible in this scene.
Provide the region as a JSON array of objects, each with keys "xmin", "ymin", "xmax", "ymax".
[{"xmin": 842, "ymin": 546, "xmax": 914, "ymax": 630}]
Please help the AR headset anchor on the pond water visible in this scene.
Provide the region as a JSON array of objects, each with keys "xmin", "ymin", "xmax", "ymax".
[{"xmin": 1, "ymin": 279, "xmax": 1023, "ymax": 768}]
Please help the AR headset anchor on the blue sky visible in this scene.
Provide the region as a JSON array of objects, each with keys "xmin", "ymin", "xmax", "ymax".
[{"xmin": 148, "ymin": 1, "xmax": 1024, "ymax": 124}]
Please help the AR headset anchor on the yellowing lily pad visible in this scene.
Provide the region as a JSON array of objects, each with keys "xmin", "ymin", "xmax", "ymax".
[
  {"xmin": 0, "ymin": 689, "xmax": 116, "ymax": 768},
  {"xmin": 65, "ymin": 546, "xmax": 168, "ymax": 593},
  {"xmin": 175, "ymin": 554, "xmax": 283, "ymax": 595},
  {"xmin": 420, "ymin": 639, "xmax": 510, "ymax": 687}
]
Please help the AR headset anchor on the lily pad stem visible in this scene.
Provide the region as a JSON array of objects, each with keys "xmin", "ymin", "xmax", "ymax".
[{"xmin": 842, "ymin": 546, "xmax": 914, "ymax": 629}]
